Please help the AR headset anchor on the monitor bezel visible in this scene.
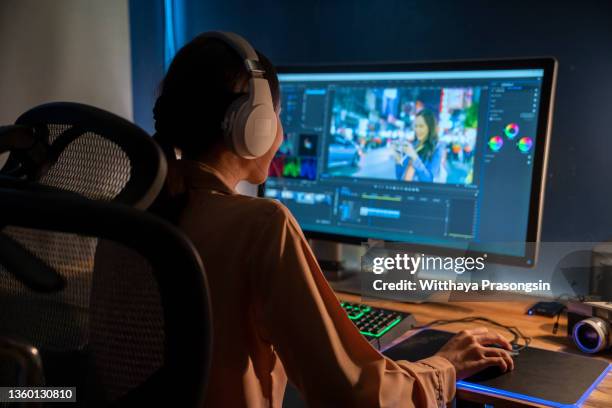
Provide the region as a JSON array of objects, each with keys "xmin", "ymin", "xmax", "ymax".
[{"xmin": 260, "ymin": 57, "xmax": 557, "ymax": 267}]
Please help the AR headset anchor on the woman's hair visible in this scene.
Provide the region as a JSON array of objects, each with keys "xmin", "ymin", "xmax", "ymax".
[
  {"xmin": 153, "ymin": 33, "xmax": 280, "ymax": 160},
  {"xmin": 150, "ymin": 33, "xmax": 280, "ymax": 224},
  {"xmin": 415, "ymin": 109, "xmax": 439, "ymax": 162}
]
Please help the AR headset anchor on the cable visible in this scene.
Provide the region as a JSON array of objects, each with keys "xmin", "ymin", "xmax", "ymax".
[
  {"xmin": 411, "ymin": 316, "xmax": 532, "ymax": 352},
  {"xmin": 549, "ymin": 295, "xmax": 573, "ymax": 335},
  {"xmin": 552, "ymin": 305, "xmax": 567, "ymax": 335}
]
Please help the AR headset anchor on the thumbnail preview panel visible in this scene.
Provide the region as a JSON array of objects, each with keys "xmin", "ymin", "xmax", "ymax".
[{"xmin": 323, "ymin": 86, "xmax": 480, "ymax": 186}]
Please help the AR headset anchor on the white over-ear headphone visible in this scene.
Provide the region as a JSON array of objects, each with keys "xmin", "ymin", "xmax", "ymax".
[{"xmin": 201, "ymin": 31, "xmax": 278, "ymax": 159}]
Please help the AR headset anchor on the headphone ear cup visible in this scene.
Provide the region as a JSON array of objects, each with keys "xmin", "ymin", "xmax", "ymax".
[
  {"xmin": 223, "ymin": 95, "xmax": 250, "ymax": 155},
  {"xmin": 242, "ymin": 104, "xmax": 277, "ymax": 158},
  {"xmin": 224, "ymin": 95, "xmax": 277, "ymax": 159}
]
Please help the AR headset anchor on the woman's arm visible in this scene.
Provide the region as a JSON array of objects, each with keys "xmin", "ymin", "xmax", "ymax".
[
  {"xmin": 403, "ymin": 165, "xmax": 415, "ymax": 181},
  {"xmin": 395, "ymin": 151, "xmax": 412, "ymax": 181},
  {"xmin": 411, "ymin": 144, "xmax": 444, "ymax": 182},
  {"xmin": 250, "ymin": 203, "xmax": 456, "ymax": 407}
]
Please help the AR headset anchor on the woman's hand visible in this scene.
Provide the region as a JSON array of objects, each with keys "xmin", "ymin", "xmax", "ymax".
[
  {"xmin": 434, "ymin": 327, "xmax": 515, "ymax": 380},
  {"xmin": 403, "ymin": 143, "xmax": 418, "ymax": 160},
  {"xmin": 393, "ymin": 149, "xmax": 403, "ymax": 163}
]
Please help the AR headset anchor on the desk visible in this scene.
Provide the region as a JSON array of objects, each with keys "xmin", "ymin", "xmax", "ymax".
[{"xmin": 337, "ymin": 293, "xmax": 612, "ymax": 407}]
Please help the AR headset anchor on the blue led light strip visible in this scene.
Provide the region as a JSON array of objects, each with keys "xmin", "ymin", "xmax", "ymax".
[
  {"xmin": 279, "ymin": 69, "xmax": 544, "ymax": 82},
  {"xmin": 163, "ymin": 0, "xmax": 177, "ymax": 71},
  {"xmin": 457, "ymin": 363, "xmax": 611, "ymax": 408}
]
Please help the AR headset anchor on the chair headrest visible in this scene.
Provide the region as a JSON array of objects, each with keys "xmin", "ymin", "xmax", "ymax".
[{"xmin": 1, "ymin": 102, "xmax": 167, "ymax": 210}]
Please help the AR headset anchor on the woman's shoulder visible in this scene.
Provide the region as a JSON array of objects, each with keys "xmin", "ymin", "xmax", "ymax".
[
  {"xmin": 225, "ymin": 194, "xmax": 295, "ymax": 225},
  {"xmin": 227, "ymin": 195, "xmax": 306, "ymax": 242},
  {"xmin": 181, "ymin": 192, "xmax": 300, "ymax": 245}
]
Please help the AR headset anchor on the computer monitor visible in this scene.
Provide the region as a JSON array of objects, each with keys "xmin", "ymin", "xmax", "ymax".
[{"xmin": 261, "ymin": 58, "xmax": 557, "ymax": 267}]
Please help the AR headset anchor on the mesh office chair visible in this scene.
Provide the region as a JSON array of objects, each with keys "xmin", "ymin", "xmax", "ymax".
[
  {"xmin": 0, "ymin": 102, "xmax": 212, "ymax": 406},
  {"xmin": 0, "ymin": 102, "xmax": 167, "ymax": 351}
]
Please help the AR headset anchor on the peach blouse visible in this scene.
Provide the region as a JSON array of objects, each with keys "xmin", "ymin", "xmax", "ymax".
[{"xmin": 173, "ymin": 160, "xmax": 456, "ymax": 407}]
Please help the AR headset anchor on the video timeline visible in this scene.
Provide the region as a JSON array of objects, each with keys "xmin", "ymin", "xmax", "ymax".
[{"xmin": 264, "ymin": 188, "xmax": 332, "ymax": 206}]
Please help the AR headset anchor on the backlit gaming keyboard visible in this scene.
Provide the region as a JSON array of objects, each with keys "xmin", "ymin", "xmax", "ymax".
[{"xmin": 341, "ymin": 302, "xmax": 417, "ymax": 350}]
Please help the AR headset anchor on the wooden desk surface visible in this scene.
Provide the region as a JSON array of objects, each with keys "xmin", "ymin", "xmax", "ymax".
[{"xmin": 337, "ymin": 293, "xmax": 612, "ymax": 407}]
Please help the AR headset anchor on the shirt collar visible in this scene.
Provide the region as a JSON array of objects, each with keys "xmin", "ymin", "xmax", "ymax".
[{"xmin": 174, "ymin": 160, "xmax": 236, "ymax": 195}]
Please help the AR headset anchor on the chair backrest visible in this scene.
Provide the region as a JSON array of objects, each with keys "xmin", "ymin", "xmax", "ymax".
[
  {"xmin": 0, "ymin": 102, "xmax": 167, "ymax": 351},
  {"xmin": 0, "ymin": 187, "xmax": 212, "ymax": 407}
]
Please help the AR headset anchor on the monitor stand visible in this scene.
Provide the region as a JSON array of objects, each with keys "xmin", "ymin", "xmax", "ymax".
[
  {"xmin": 309, "ymin": 239, "xmax": 357, "ymax": 281},
  {"xmin": 316, "ymin": 240, "xmax": 434, "ymax": 303},
  {"xmin": 310, "ymin": 239, "xmax": 431, "ymax": 303}
]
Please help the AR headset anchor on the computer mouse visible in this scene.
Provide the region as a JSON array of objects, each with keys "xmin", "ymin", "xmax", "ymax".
[
  {"xmin": 465, "ymin": 344, "xmax": 518, "ymax": 381},
  {"xmin": 485, "ymin": 343, "xmax": 520, "ymax": 357}
]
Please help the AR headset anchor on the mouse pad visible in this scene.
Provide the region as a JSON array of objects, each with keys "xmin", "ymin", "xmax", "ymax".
[{"xmin": 383, "ymin": 329, "xmax": 611, "ymax": 407}]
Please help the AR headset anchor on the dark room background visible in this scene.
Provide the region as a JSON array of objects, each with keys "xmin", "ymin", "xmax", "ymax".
[{"xmin": 129, "ymin": 0, "xmax": 612, "ymax": 244}]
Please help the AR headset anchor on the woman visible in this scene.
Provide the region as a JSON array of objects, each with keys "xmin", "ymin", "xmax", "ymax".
[
  {"xmin": 152, "ymin": 33, "xmax": 513, "ymax": 407},
  {"xmin": 395, "ymin": 109, "xmax": 446, "ymax": 182}
]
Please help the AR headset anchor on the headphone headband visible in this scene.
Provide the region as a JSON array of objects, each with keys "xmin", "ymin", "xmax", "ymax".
[{"xmin": 201, "ymin": 31, "xmax": 266, "ymax": 78}]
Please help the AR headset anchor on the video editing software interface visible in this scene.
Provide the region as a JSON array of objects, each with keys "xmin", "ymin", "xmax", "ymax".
[{"xmin": 264, "ymin": 68, "xmax": 546, "ymax": 260}]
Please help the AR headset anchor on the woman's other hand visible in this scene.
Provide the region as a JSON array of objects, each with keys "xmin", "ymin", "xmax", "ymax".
[{"xmin": 434, "ymin": 327, "xmax": 515, "ymax": 380}]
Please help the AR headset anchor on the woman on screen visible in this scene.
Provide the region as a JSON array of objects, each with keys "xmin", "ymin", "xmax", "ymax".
[
  {"xmin": 395, "ymin": 109, "xmax": 446, "ymax": 182},
  {"xmin": 152, "ymin": 33, "xmax": 513, "ymax": 408}
]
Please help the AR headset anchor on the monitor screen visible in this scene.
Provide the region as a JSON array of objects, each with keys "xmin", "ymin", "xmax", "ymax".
[{"xmin": 262, "ymin": 59, "xmax": 556, "ymax": 266}]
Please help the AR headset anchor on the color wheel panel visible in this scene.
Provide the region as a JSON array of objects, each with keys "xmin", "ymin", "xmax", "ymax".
[
  {"xmin": 488, "ymin": 136, "xmax": 504, "ymax": 152},
  {"xmin": 517, "ymin": 137, "xmax": 533, "ymax": 153},
  {"xmin": 504, "ymin": 123, "xmax": 520, "ymax": 139}
]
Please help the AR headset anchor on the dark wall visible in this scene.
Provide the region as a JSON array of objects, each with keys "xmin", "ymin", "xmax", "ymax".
[{"xmin": 129, "ymin": 0, "xmax": 612, "ymax": 242}]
